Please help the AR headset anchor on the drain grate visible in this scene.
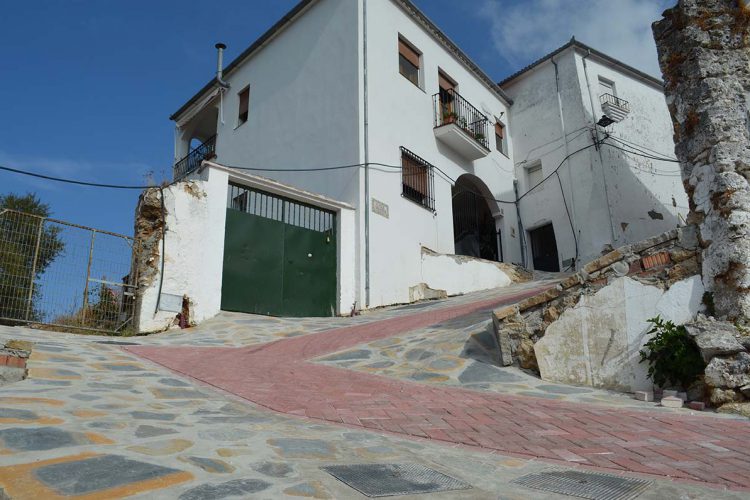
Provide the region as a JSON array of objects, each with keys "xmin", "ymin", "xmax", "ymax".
[
  {"xmin": 511, "ymin": 469, "xmax": 651, "ymax": 500},
  {"xmin": 320, "ymin": 463, "xmax": 471, "ymax": 497},
  {"xmin": 93, "ymin": 340, "xmax": 140, "ymax": 346}
]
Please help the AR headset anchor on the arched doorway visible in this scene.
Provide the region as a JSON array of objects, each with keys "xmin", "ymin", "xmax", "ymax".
[{"xmin": 452, "ymin": 175, "xmax": 500, "ymax": 261}]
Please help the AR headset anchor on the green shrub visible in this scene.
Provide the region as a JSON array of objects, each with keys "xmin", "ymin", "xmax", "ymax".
[{"xmin": 639, "ymin": 316, "xmax": 705, "ymax": 389}]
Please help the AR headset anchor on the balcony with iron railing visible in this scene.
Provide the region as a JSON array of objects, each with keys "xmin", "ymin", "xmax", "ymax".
[
  {"xmin": 173, "ymin": 134, "xmax": 217, "ymax": 180},
  {"xmin": 432, "ymin": 89, "xmax": 490, "ymax": 160},
  {"xmin": 600, "ymin": 93, "xmax": 630, "ymax": 124}
]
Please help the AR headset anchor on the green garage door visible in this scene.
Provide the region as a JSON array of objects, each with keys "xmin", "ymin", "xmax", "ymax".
[{"xmin": 221, "ymin": 184, "xmax": 337, "ymax": 317}]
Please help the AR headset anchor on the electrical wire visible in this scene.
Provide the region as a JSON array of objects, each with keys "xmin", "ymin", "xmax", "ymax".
[
  {"xmin": 601, "ymin": 140, "xmax": 681, "ymax": 164},
  {"xmin": 606, "ymin": 135, "xmax": 679, "ymax": 161},
  {"xmin": 555, "ymin": 170, "xmax": 578, "ymax": 270},
  {"xmin": 516, "ymin": 142, "xmax": 599, "ymax": 202},
  {"xmin": 0, "ymin": 164, "xmax": 155, "ymax": 189}
]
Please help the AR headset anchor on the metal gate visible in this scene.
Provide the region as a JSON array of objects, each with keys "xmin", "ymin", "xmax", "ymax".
[
  {"xmin": 0, "ymin": 209, "xmax": 138, "ymax": 334},
  {"xmin": 452, "ymin": 186, "xmax": 499, "ymax": 261},
  {"xmin": 222, "ymin": 184, "xmax": 337, "ymax": 317}
]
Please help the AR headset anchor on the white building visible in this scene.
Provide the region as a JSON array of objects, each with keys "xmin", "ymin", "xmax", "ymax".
[
  {"xmin": 139, "ymin": 2, "xmax": 685, "ymax": 329},
  {"xmin": 500, "ymin": 39, "xmax": 687, "ymax": 271},
  {"xmin": 154, "ymin": 0, "xmax": 519, "ymax": 327}
]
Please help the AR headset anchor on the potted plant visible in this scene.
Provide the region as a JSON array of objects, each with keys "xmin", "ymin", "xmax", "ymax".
[
  {"xmin": 474, "ymin": 132, "xmax": 485, "ymax": 142},
  {"xmin": 442, "ymin": 111, "xmax": 458, "ymax": 124}
]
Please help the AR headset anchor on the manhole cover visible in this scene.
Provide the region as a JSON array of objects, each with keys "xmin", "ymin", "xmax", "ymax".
[
  {"xmin": 93, "ymin": 340, "xmax": 140, "ymax": 346},
  {"xmin": 511, "ymin": 469, "xmax": 651, "ymax": 500},
  {"xmin": 320, "ymin": 463, "xmax": 471, "ymax": 497}
]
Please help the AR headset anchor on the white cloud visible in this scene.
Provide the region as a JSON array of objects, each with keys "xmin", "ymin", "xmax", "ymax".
[{"xmin": 480, "ymin": 0, "xmax": 674, "ymax": 78}]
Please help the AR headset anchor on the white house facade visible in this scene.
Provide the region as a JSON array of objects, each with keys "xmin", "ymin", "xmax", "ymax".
[
  {"xmin": 139, "ymin": 1, "xmax": 686, "ymax": 329},
  {"xmin": 501, "ymin": 39, "xmax": 687, "ymax": 271},
  {"xmin": 158, "ymin": 0, "xmax": 520, "ymax": 327}
]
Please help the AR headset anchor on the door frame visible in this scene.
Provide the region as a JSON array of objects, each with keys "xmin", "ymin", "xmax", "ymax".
[
  {"xmin": 527, "ymin": 222, "xmax": 560, "ymax": 272},
  {"xmin": 211, "ymin": 165, "xmax": 357, "ymax": 316}
]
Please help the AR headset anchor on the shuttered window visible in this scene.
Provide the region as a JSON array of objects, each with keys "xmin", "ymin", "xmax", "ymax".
[
  {"xmin": 401, "ymin": 147, "xmax": 435, "ymax": 212},
  {"xmin": 238, "ymin": 86, "xmax": 249, "ymax": 126},
  {"xmin": 526, "ymin": 162, "xmax": 543, "ymax": 191},
  {"xmin": 495, "ymin": 122, "xmax": 505, "ymax": 154},
  {"xmin": 398, "ymin": 38, "xmax": 421, "ymax": 87}
]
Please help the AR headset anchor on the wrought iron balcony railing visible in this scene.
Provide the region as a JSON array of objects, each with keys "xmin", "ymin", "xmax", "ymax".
[
  {"xmin": 599, "ymin": 93, "xmax": 630, "ymax": 112},
  {"xmin": 173, "ymin": 134, "xmax": 217, "ymax": 180},
  {"xmin": 433, "ymin": 89, "xmax": 490, "ymax": 150}
]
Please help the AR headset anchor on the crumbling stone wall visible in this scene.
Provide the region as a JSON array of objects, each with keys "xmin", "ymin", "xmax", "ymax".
[
  {"xmin": 493, "ymin": 226, "xmax": 702, "ymax": 371},
  {"xmin": 0, "ymin": 339, "xmax": 32, "ymax": 385},
  {"xmin": 685, "ymin": 317, "xmax": 750, "ymax": 411},
  {"xmin": 653, "ymin": 0, "xmax": 750, "ymax": 323},
  {"xmin": 131, "ymin": 188, "xmax": 166, "ymax": 333}
]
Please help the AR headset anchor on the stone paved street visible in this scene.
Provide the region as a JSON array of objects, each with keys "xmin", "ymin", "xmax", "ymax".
[{"xmin": 1, "ymin": 280, "xmax": 749, "ymax": 499}]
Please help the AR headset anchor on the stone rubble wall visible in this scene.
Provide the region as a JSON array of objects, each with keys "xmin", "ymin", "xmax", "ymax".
[
  {"xmin": 492, "ymin": 226, "xmax": 702, "ymax": 374},
  {"xmin": 653, "ymin": 0, "xmax": 750, "ymax": 323},
  {"xmin": 685, "ymin": 317, "xmax": 750, "ymax": 412},
  {"xmin": 0, "ymin": 339, "xmax": 32, "ymax": 385}
]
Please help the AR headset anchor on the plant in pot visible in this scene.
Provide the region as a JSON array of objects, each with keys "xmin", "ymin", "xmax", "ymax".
[
  {"xmin": 474, "ymin": 132, "xmax": 485, "ymax": 142},
  {"xmin": 442, "ymin": 111, "xmax": 458, "ymax": 124}
]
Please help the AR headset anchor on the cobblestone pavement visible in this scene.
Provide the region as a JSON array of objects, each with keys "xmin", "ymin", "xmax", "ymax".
[{"xmin": 0, "ymin": 281, "xmax": 749, "ymax": 499}]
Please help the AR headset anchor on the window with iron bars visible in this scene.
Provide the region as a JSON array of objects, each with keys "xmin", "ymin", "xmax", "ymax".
[{"xmin": 400, "ymin": 147, "xmax": 435, "ymax": 212}]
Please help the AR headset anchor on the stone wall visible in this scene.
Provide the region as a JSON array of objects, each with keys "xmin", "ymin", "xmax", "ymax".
[
  {"xmin": 492, "ymin": 226, "xmax": 703, "ymax": 388},
  {"xmin": 653, "ymin": 0, "xmax": 750, "ymax": 323},
  {"xmin": 686, "ymin": 317, "xmax": 750, "ymax": 413},
  {"xmin": 0, "ymin": 339, "xmax": 32, "ymax": 385}
]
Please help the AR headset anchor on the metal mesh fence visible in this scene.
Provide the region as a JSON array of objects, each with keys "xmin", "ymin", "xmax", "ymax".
[{"xmin": 0, "ymin": 209, "xmax": 138, "ymax": 334}]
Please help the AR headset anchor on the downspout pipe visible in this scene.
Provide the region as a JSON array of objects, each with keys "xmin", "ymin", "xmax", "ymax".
[
  {"xmin": 513, "ymin": 180, "xmax": 526, "ymax": 268},
  {"xmin": 581, "ymin": 49, "xmax": 616, "ymax": 242},
  {"xmin": 363, "ymin": 0, "xmax": 371, "ymax": 308},
  {"xmin": 215, "ymin": 43, "xmax": 231, "ymax": 89}
]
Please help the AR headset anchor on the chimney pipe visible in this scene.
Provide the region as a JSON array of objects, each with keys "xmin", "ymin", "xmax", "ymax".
[{"xmin": 215, "ymin": 43, "xmax": 230, "ymax": 89}]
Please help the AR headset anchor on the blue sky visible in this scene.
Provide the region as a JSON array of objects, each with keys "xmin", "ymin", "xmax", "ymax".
[{"xmin": 0, "ymin": 0, "xmax": 672, "ymax": 236}]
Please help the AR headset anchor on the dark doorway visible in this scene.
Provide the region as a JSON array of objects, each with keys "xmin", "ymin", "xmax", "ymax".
[
  {"xmin": 529, "ymin": 224, "xmax": 560, "ymax": 272},
  {"xmin": 452, "ymin": 176, "xmax": 499, "ymax": 261}
]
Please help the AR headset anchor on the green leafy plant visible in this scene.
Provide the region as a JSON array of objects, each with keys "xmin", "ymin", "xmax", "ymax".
[{"xmin": 639, "ymin": 316, "xmax": 705, "ymax": 389}]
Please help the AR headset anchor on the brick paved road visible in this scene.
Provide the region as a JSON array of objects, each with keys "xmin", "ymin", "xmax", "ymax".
[{"xmin": 129, "ymin": 287, "xmax": 750, "ymax": 492}]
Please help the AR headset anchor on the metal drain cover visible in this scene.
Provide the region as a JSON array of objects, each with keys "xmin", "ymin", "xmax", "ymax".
[
  {"xmin": 320, "ymin": 463, "xmax": 471, "ymax": 497},
  {"xmin": 511, "ymin": 469, "xmax": 651, "ymax": 500},
  {"xmin": 93, "ymin": 340, "xmax": 140, "ymax": 346}
]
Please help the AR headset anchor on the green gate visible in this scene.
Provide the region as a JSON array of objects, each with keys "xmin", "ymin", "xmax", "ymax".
[{"xmin": 221, "ymin": 184, "xmax": 337, "ymax": 317}]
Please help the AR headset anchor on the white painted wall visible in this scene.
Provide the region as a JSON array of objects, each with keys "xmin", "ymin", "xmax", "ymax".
[
  {"xmin": 136, "ymin": 164, "xmax": 357, "ymax": 331},
  {"xmin": 534, "ymin": 275, "xmax": 704, "ymax": 392},
  {"xmin": 363, "ymin": 0, "xmax": 520, "ymax": 307},
  {"xmin": 419, "ymin": 249, "xmax": 512, "ymax": 297},
  {"xmin": 138, "ymin": 167, "xmax": 229, "ymax": 333},
  {"xmin": 503, "ymin": 46, "xmax": 688, "ymax": 269}
]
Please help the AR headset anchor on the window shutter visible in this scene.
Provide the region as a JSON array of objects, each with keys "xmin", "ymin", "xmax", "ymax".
[
  {"xmin": 399, "ymin": 39, "xmax": 420, "ymax": 68},
  {"xmin": 438, "ymin": 72, "xmax": 454, "ymax": 91},
  {"xmin": 239, "ymin": 88, "xmax": 249, "ymax": 116},
  {"xmin": 495, "ymin": 122, "xmax": 504, "ymax": 138}
]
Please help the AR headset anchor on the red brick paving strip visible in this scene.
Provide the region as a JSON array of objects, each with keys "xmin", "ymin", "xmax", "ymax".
[{"xmin": 127, "ymin": 287, "xmax": 750, "ymax": 491}]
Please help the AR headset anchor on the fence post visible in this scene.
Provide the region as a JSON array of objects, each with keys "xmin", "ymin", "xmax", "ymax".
[
  {"xmin": 81, "ymin": 230, "xmax": 96, "ymax": 325},
  {"xmin": 25, "ymin": 217, "xmax": 45, "ymax": 321}
]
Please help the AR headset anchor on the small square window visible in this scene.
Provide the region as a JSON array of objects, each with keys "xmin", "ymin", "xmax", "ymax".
[
  {"xmin": 526, "ymin": 162, "xmax": 543, "ymax": 191},
  {"xmin": 237, "ymin": 86, "xmax": 249, "ymax": 126},
  {"xmin": 398, "ymin": 37, "xmax": 421, "ymax": 87},
  {"xmin": 401, "ymin": 147, "xmax": 435, "ymax": 212}
]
